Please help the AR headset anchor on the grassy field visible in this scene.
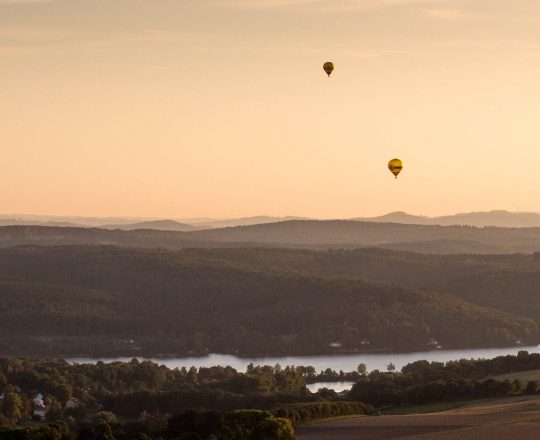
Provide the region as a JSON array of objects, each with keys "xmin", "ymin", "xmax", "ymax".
[
  {"xmin": 490, "ymin": 369, "xmax": 540, "ymax": 383},
  {"xmin": 379, "ymin": 400, "xmax": 487, "ymax": 415},
  {"xmin": 296, "ymin": 395, "xmax": 540, "ymax": 440}
]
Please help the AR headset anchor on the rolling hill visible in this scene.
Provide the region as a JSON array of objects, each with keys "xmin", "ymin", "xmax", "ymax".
[
  {"xmin": 102, "ymin": 219, "xmax": 200, "ymax": 232},
  {"xmin": 356, "ymin": 210, "xmax": 540, "ymax": 228},
  {"xmin": 186, "ymin": 220, "xmax": 540, "ymax": 253},
  {"xmin": 3, "ymin": 221, "xmax": 540, "ymax": 253},
  {"xmin": 0, "ymin": 246, "xmax": 536, "ymax": 357},
  {"xmin": 177, "ymin": 247, "xmax": 540, "ymax": 326},
  {"xmin": 181, "ymin": 216, "xmax": 309, "ymax": 229}
]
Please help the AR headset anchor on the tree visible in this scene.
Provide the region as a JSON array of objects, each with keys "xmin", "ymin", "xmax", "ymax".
[
  {"xmin": 96, "ymin": 411, "xmax": 117, "ymax": 425},
  {"xmin": 53, "ymin": 383, "xmax": 73, "ymax": 404},
  {"xmin": 261, "ymin": 416, "xmax": 295, "ymax": 440},
  {"xmin": 525, "ymin": 380, "xmax": 538, "ymax": 394},
  {"xmin": 0, "ymin": 412, "xmax": 10, "ymax": 427},
  {"xmin": 95, "ymin": 422, "xmax": 116, "ymax": 440},
  {"xmin": 387, "ymin": 363, "xmax": 396, "ymax": 372},
  {"xmin": 0, "ymin": 371, "xmax": 7, "ymax": 390},
  {"xmin": 2, "ymin": 392, "xmax": 24, "ymax": 425},
  {"xmin": 79, "ymin": 422, "xmax": 116, "ymax": 440},
  {"xmin": 357, "ymin": 363, "xmax": 367, "ymax": 375},
  {"xmin": 138, "ymin": 411, "xmax": 170, "ymax": 433}
]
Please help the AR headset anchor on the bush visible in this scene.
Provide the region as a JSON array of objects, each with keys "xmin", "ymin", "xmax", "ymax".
[
  {"xmin": 166, "ymin": 409, "xmax": 295, "ymax": 440},
  {"xmin": 273, "ymin": 402, "xmax": 373, "ymax": 425}
]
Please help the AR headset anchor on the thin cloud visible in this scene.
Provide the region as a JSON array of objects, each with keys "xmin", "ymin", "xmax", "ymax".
[
  {"xmin": 0, "ymin": 0, "xmax": 60, "ymax": 3},
  {"xmin": 213, "ymin": 0, "xmax": 447, "ymax": 11},
  {"xmin": 0, "ymin": 25, "xmax": 69, "ymax": 58},
  {"xmin": 213, "ymin": 0, "xmax": 325, "ymax": 8},
  {"xmin": 421, "ymin": 8, "xmax": 484, "ymax": 21},
  {"xmin": 0, "ymin": 26, "xmax": 67, "ymax": 41},
  {"xmin": 209, "ymin": 0, "xmax": 516, "ymax": 20}
]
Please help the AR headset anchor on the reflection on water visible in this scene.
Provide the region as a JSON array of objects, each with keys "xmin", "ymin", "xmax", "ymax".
[
  {"xmin": 67, "ymin": 345, "xmax": 540, "ymax": 373},
  {"xmin": 306, "ymin": 382, "xmax": 355, "ymax": 393}
]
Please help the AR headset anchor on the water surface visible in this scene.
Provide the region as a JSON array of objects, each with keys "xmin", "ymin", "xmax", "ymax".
[
  {"xmin": 68, "ymin": 345, "xmax": 539, "ymax": 373},
  {"xmin": 306, "ymin": 382, "xmax": 356, "ymax": 393}
]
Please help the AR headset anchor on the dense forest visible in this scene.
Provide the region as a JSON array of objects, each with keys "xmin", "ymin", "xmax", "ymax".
[
  {"xmin": 178, "ymin": 247, "xmax": 540, "ymax": 325},
  {"xmin": 5, "ymin": 221, "xmax": 540, "ymax": 253},
  {"xmin": 0, "ymin": 357, "xmax": 372, "ymax": 439},
  {"xmin": 0, "ymin": 246, "xmax": 537, "ymax": 356},
  {"xmin": 2, "ymin": 352, "xmax": 540, "ymax": 439}
]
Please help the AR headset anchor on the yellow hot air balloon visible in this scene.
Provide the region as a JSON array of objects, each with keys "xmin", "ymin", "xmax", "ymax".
[
  {"xmin": 323, "ymin": 62, "xmax": 334, "ymax": 77},
  {"xmin": 388, "ymin": 159, "xmax": 403, "ymax": 179}
]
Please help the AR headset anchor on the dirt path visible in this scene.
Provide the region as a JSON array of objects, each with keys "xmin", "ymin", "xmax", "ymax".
[{"xmin": 296, "ymin": 396, "xmax": 540, "ymax": 440}]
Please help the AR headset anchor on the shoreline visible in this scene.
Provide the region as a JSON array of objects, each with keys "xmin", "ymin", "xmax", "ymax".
[{"xmin": 2, "ymin": 342, "xmax": 538, "ymax": 361}]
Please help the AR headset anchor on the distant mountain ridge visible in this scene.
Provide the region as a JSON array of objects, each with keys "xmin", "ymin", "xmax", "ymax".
[
  {"xmin": 356, "ymin": 210, "xmax": 540, "ymax": 228},
  {"xmin": 4, "ymin": 220, "xmax": 540, "ymax": 254},
  {"xmin": 3, "ymin": 211, "xmax": 540, "ymax": 230},
  {"xmin": 102, "ymin": 220, "xmax": 199, "ymax": 232},
  {"xmin": 180, "ymin": 216, "xmax": 309, "ymax": 229},
  {"xmin": 0, "ymin": 219, "xmax": 87, "ymax": 228},
  {"xmin": 0, "ymin": 214, "xmax": 310, "ymax": 230}
]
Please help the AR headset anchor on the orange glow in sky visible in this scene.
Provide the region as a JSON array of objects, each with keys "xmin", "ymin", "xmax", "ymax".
[{"xmin": 2, "ymin": 0, "xmax": 540, "ymax": 218}]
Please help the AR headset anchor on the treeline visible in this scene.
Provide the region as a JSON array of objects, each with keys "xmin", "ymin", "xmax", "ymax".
[
  {"xmin": 351, "ymin": 372, "xmax": 517, "ymax": 407},
  {"xmin": 351, "ymin": 351, "xmax": 540, "ymax": 407},
  {"xmin": 6, "ymin": 220, "xmax": 540, "ymax": 252},
  {"xmin": 0, "ymin": 246, "xmax": 536, "ymax": 357},
  {"xmin": 2, "ymin": 353, "xmax": 540, "ymax": 438},
  {"xmin": 273, "ymin": 402, "xmax": 373, "ymax": 424},
  {"xmin": 0, "ymin": 360, "xmax": 310, "ymax": 412},
  {"xmin": 401, "ymin": 350, "xmax": 540, "ymax": 380},
  {"xmin": 0, "ymin": 411, "xmax": 296, "ymax": 440},
  {"xmin": 0, "ymin": 358, "xmax": 373, "ymax": 439},
  {"xmin": 0, "ymin": 422, "xmax": 73, "ymax": 440}
]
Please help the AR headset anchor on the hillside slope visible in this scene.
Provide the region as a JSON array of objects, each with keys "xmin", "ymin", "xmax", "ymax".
[
  {"xmin": 356, "ymin": 210, "xmax": 540, "ymax": 228},
  {"xmin": 179, "ymin": 248, "xmax": 540, "ymax": 325},
  {"xmin": 102, "ymin": 220, "xmax": 200, "ymax": 232},
  {"xmin": 4, "ymin": 221, "xmax": 540, "ymax": 253},
  {"xmin": 0, "ymin": 246, "xmax": 535, "ymax": 356}
]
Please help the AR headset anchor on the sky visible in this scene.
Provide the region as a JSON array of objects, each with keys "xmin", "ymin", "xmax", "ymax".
[{"xmin": 2, "ymin": 0, "xmax": 540, "ymax": 219}]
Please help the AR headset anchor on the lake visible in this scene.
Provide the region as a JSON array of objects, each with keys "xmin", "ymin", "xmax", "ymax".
[
  {"xmin": 67, "ymin": 344, "xmax": 540, "ymax": 373},
  {"xmin": 306, "ymin": 382, "xmax": 356, "ymax": 393}
]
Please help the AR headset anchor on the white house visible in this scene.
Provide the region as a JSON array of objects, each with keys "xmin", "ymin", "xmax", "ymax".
[{"xmin": 33, "ymin": 393, "xmax": 47, "ymax": 420}]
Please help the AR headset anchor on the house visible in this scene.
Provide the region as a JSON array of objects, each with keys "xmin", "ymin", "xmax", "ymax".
[
  {"xmin": 33, "ymin": 393, "xmax": 44, "ymax": 406},
  {"xmin": 33, "ymin": 393, "xmax": 47, "ymax": 421}
]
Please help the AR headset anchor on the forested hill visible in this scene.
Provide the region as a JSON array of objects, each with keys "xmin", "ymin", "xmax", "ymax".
[
  {"xmin": 4, "ymin": 221, "xmax": 540, "ymax": 253},
  {"xmin": 185, "ymin": 220, "xmax": 540, "ymax": 253},
  {"xmin": 0, "ymin": 246, "xmax": 536, "ymax": 357},
  {"xmin": 179, "ymin": 248, "xmax": 540, "ymax": 326}
]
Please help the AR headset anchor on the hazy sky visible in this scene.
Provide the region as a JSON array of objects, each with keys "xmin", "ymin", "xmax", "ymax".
[{"xmin": 2, "ymin": 0, "xmax": 540, "ymax": 218}]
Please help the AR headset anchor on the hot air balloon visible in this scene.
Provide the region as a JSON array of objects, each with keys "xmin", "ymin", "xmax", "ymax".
[
  {"xmin": 323, "ymin": 62, "xmax": 334, "ymax": 77},
  {"xmin": 388, "ymin": 159, "xmax": 403, "ymax": 179}
]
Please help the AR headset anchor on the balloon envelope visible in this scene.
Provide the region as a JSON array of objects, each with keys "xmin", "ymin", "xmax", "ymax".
[
  {"xmin": 388, "ymin": 159, "xmax": 403, "ymax": 178},
  {"xmin": 323, "ymin": 62, "xmax": 334, "ymax": 77}
]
